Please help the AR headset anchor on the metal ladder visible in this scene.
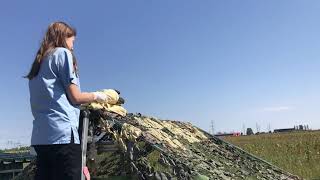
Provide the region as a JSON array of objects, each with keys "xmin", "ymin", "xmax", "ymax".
[{"xmin": 80, "ymin": 110, "xmax": 90, "ymax": 180}]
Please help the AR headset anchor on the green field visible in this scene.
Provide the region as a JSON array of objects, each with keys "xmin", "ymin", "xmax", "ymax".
[{"xmin": 223, "ymin": 130, "xmax": 320, "ymax": 180}]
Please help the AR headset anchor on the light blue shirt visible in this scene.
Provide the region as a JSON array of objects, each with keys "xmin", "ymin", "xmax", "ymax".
[{"xmin": 29, "ymin": 47, "xmax": 81, "ymax": 145}]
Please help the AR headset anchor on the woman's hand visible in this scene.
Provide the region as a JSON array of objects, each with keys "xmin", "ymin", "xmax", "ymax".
[
  {"xmin": 93, "ymin": 92, "xmax": 109, "ymax": 103},
  {"xmin": 67, "ymin": 84, "xmax": 110, "ymax": 105}
]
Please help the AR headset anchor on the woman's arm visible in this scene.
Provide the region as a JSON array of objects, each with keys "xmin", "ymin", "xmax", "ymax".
[
  {"xmin": 66, "ymin": 84, "xmax": 109, "ymax": 105},
  {"xmin": 54, "ymin": 49, "xmax": 107, "ymax": 105},
  {"xmin": 67, "ymin": 84, "xmax": 95, "ymax": 105}
]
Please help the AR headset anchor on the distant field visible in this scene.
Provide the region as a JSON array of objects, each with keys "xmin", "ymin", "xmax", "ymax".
[{"xmin": 223, "ymin": 131, "xmax": 320, "ymax": 180}]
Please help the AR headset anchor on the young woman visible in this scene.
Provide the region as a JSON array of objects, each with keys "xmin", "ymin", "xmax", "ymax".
[{"xmin": 26, "ymin": 21, "xmax": 108, "ymax": 180}]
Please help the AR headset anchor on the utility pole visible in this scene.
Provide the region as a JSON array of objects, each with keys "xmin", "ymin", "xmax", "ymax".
[
  {"xmin": 242, "ymin": 123, "xmax": 246, "ymax": 135},
  {"xmin": 7, "ymin": 140, "xmax": 13, "ymax": 148},
  {"xmin": 256, "ymin": 122, "xmax": 260, "ymax": 133},
  {"xmin": 267, "ymin": 123, "xmax": 271, "ymax": 133},
  {"xmin": 211, "ymin": 120, "xmax": 215, "ymax": 135}
]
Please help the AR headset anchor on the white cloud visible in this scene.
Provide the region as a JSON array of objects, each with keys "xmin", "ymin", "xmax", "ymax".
[{"xmin": 261, "ymin": 106, "xmax": 294, "ymax": 112}]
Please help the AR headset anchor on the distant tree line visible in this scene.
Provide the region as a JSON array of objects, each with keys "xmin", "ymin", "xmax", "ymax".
[{"xmin": 2, "ymin": 146, "xmax": 30, "ymax": 153}]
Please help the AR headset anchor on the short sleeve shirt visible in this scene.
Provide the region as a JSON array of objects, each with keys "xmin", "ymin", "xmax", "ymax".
[{"xmin": 29, "ymin": 47, "xmax": 81, "ymax": 145}]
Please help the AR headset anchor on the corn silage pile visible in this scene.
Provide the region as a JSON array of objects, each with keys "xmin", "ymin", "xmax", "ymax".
[{"xmin": 14, "ymin": 89, "xmax": 302, "ymax": 180}]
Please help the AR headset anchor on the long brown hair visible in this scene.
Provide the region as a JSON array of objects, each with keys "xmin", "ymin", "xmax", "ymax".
[{"xmin": 25, "ymin": 21, "xmax": 78, "ymax": 80}]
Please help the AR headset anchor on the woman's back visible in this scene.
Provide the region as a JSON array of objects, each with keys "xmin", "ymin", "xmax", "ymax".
[{"xmin": 29, "ymin": 47, "xmax": 81, "ymax": 145}]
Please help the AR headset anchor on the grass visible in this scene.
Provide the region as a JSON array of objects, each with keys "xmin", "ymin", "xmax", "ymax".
[{"xmin": 223, "ymin": 130, "xmax": 320, "ymax": 180}]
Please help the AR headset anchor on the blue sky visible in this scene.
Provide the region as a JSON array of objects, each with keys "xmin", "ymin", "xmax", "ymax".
[{"xmin": 1, "ymin": 0, "xmax": 320, "ymax": 148}]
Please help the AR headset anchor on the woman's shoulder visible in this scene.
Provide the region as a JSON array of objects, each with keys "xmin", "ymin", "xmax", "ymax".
[
  {"xmin": 53, "ymin": 47, "xmax": 72, "ymax": 56},
  {"xmin": 50, "ymin": 47, "xmax": 73, "ymax": 65}
]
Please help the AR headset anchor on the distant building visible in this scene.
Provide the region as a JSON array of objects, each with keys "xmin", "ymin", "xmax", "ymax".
[
  {"xmin": 215, "ymin": 132, "xmax": 241, "ymax": 137},
  {"xmin": 273, "ymin": 128, "xmax": 295, "ymax": 133},
  {"xmin": 274, "ymin": 124, "xmax": 310, "ymax": 133}
]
